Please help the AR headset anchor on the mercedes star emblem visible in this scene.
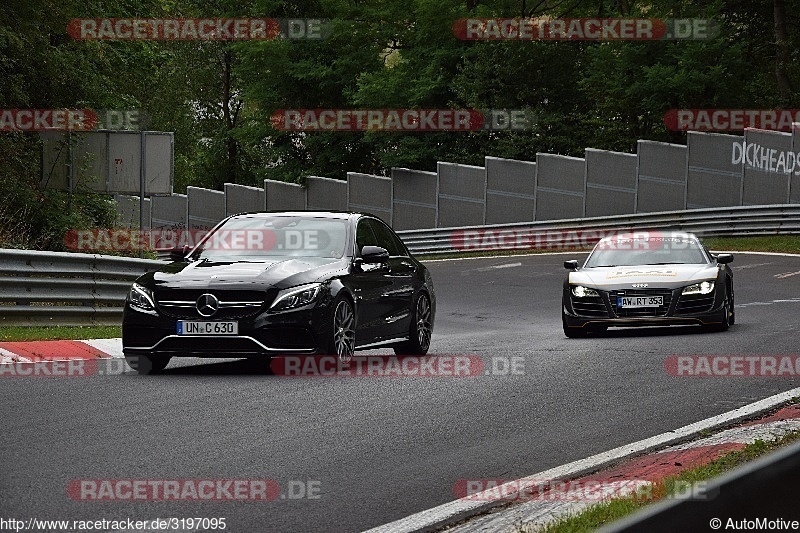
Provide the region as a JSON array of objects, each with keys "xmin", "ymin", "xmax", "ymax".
[{"xmin": 196, "ymin": 293, "xmax": 219, "ymax": 317}]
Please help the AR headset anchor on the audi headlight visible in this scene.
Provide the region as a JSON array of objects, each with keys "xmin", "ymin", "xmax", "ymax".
[
  {"xmin": 128, "ymin": 283, "xmax": 157, "ymax": 315},
  {"xmin": 270, "ymin": 283, "xmax": 322, "ymax": 311},
  {"xmin": 571, "ymin": 285, "xmax": 599, "ymax": 298},
  {"xmin": 682, "ymin": 281, "xmax": 715, "ymax": 295}
]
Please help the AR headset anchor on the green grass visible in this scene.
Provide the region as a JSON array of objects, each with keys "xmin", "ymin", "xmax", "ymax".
[
  {"xmin": 703, "ymin": 235, "xmax": 800, "ymax": 254},
  {"xmin": 533, "ymin": 429, "xmax": 800, "ymax": 533},
  {"xmin": 418, "ymin": 234, "xmax": 800, "ymax": 262},
  {"xmin": 0, "ymin": 325, "xmax": 121, "ymax": 342}
]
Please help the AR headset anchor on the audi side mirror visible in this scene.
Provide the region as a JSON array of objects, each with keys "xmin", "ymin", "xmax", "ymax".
[
  {"xmin": 716, "ymin": 253, "xmax": 734, "ymax": 264},
  {"xmin": 564, "ymin": 260, "xmax": 579, "ymax": 270}
]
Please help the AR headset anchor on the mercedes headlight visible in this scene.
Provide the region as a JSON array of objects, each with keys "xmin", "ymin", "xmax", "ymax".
[
  {"xmin": 571, "ymin": 285, "xmax": 599, "ymax": 298},
  {"xmin": 270, "ymin": 283, "xmax": 322, "ymax": 311},
  {"xmin": 682, "ymin": 281, "xmax": 715, "ymax": 295},
  {"xmin": 128, "ymin": 283, "xmax": 157, "ymax": 314}
]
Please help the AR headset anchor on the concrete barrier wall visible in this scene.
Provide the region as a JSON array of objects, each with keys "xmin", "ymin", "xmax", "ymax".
[
  {"xmin": 114, "ymin": 195, "xmax": 151, "ymax": 229},
  {"xmin": 306, "ymin": 176, "xmax": 347, "ymax": 211},
  {"xmin": 150, "ymin": 194, "xmax": 187, "ymax": 229},
  {"xmin": 224, "ymin": 183, "xmax": 266, "ymax": 216},
  {"xmin": 391, "ymin": 168, "xmax": 438, "ymax": 230},
  {"xmin": 347, "ymin": 172, "xmax": 392, "ymax": 224},
  {"xmin": 742, "ymin": 129, "xmax": 793, "ymax": 205},
  {"xmin": 264, "ymin": 180, "xmax": 307, "ymax": 211},
  {"xmin": 484, "ymin": 156, "xmax": 536, "ymax": 224},
  {"xmin": 535, "ymin": 153, "xmax": 585, "ymax": 220},
  {"xmin": 437, "ymin": 162, "xmax": 486, "ymax": 227},
  {"xmin": 187, "ymin": 186, "xmax": 225, "ymax": 229},
  {"xmin": 636, "ymin": 140, "xmax": 687, "ymax": 213},
  {"xmin": 687, "ymin": 131, "xmax": 744, "ymax": 208},
  {"xmin": 584, "ymin": 148, "xmax": 637, "ymax": 217},
  {"xmin": 793, "ymin": 123, "xmax": 800, "ymax": 204}
]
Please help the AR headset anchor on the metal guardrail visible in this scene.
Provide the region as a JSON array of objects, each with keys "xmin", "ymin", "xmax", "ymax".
[
  {"xmin": 1, "ymin": 204, "xmax": 799, "ymax": 326},
  {"xmin": 397, "ymin": 204, "xmax": 800, "ymax": 255},
  {"xmin": 0, "ymin": 249, "xmax": 162, "ymax": 326}
]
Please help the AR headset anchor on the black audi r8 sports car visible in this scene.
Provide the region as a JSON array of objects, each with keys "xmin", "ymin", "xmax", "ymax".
[
  {"xmin": 562, "ymin": 232, "xmax": 734, "ymax": 337},
  {"xmin": 122, "ymin": 212, "xmax": 435, "ymax": 374}
]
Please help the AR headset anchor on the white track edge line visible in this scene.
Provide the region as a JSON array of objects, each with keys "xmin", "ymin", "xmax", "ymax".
[{"xmin": 363, "ymin": 386, "xmax": 800, "ymax": 533}]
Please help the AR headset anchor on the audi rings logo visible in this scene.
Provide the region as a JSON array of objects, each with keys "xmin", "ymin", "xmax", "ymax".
[
  {"xmin": 196, "ymin": 293, "xmax": 219, "ymax": 317},
  {"xmin": 632, "ymin": 283, "xmax": 649, "ymax": 288}
]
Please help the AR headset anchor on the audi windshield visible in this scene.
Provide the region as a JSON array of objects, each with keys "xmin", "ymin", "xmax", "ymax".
[{"xmin": 584, "ymin": 236, "xmax": 710, "ymax": 267}]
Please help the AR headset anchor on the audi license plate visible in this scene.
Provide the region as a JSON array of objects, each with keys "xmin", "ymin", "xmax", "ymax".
[
  {"xmin": 177, "ymin": 321, "xmax": 238, "ymax": 335},
  {"xmin": 617, "ymin": 296, "xmax": 663, "ymax": 308}
]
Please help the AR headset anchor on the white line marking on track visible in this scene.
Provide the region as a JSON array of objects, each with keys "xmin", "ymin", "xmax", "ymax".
[{"xmin": 363, "ymin": 386, "xmax": 800, "ymax": 533}]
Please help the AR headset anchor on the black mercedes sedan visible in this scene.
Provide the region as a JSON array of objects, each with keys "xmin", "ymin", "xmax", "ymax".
[
  {"xmin": 562, "ymin": 232, "xmax": 734, "ymax": 337},
  {"xmin": 122, "ymin": 212, "xmax": 435, "ymax": 374}
]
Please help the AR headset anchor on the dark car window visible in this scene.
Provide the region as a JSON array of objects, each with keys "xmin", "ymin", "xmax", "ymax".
[
  {"xmin": 356, "ymin": 219, "xmax": 379, "ymax": 255},
  {"xmin": 368, "ymin": 219, "xmax": 407, "ymax": 257},
  {"xmin": 585, "ymin": 237, "xmax": 709, "ymax": 267},
  {"xmin": 193, "ymin": 215, "xmax": 348, "ymax": 261}
]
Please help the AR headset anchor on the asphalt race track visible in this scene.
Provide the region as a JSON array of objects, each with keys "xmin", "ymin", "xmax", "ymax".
[{"xmin": 2, "ymin": 252, "xmax": 800, "ymax": 532}]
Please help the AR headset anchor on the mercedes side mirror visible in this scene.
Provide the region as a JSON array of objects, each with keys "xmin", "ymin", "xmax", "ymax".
[
  {"xmin": 359, "ymin": 246, "xmax": 390, "ymax": 264},
  {"xmin": 169, "ymin": 244, "xmax": 190, "ymax": 262}
]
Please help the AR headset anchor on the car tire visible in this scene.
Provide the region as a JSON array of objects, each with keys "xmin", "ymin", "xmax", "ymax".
[
  {"xmin": 328, "ymin": 296, "xmax": 356, "ymax": 363},
  {"xmin": 125, "ymin": 353, "xmax": 171, "ymax": 375},
  {"xmin": 702, "ymin": 294, "xmax": 731, "ymax": 333},
  {"xmin": 394, "ymin": 292, "xmax": 433, "ymax": 356},
  {"xmin": 728, "ymin": 283, "xmax": 735, "ymax": 325}
]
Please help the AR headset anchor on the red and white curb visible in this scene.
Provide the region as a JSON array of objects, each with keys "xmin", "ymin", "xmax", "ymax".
[
  {"xmin": 0, "ymin": 338, "xmax": 124, "ymax": 364},
  {"xmin": 364, "ymin": 388, "xmax": 800, "ymax": 533}
]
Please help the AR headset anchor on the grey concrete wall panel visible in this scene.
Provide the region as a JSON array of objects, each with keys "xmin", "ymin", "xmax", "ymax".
[
  {"xmin": 534, "ymin": 153, "xmax": 586, "ymax": 221},
  {"xmin": 264, "ymin": 180, "xmax": 307, "ymax": 211},
  {"xmin": 484, "ymin": 156, "xmax": 536, "ymax": 224},
  {"xmin": 742, "ymin": 129, "xmax": 792, "ymax": 205},
  {"xmin": 151, "ymin": 194, "xmax": 187, "ymax": 229},
  {"xmin": 391, "ymin": 168, "xmax": 438, "ymax": 231},
  {"xmin": 40, "ymin": 131, "xmax": 69, "ymax": 189},
  {"xmin": 40, "ymin": 131, "xmax": 173, "ymax": 195},
  {"xmin": 224, "ymin": 183, "xmax": 266, "ymax": 216},
  {"xmin": 585, "ymin": 148, "xmax": 637, "ymax": 217},
  {"xmin": 141, "ymin": 133, "xmax": 174, "ymax": 195},
  {"xmin": 306, "ymin": 176, "xmax": 348, "ymax": 211},
  {"xmin": 106, "ymin": 133, "xmax": 142, "ymax": 194},
  {"xmin": 347, "ymin": 173, "xmax": 392, "ymax": 224},
  {"xmin": 636, "ymin": 140, "xmax": 687, "ymax": 213},
  {"xmin": 686, "ymin": 131, "xmax": 743, "ymax": 208},
  {"xmin": 437, "ymin": 162, "xmax": 486, "ymax": 227},
  {"xmin": 39, "ymin": 132, "xmax": 106, "ymax": 191},
  {"xmin": 114, "ymin": 195, "xmax": 151, "ymax": 229},
  {"xmin": 793, "ymin": 123, "xmax": 800, "ymax": 204},
  {"xmin": 187, "ymin": 186, "xmax": 225, "ymax": 230}
]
